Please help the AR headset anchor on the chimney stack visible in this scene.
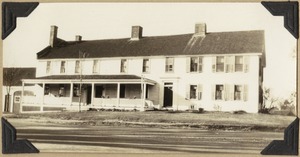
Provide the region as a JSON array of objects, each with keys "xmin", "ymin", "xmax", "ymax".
[
  {"xmin": 75, "ymin": 35, "xmax": 82, "ymax": 41},
  {"xmin": 49, "ymin": 25, "xmax": 58, "ymax": 47},
  {"xmin": 194, "ymin": 23, "xmax": 206, "ymax": 36},
  {"xmin": 131, "ymin": 26, "xmax": 143, "ymax": 40}
]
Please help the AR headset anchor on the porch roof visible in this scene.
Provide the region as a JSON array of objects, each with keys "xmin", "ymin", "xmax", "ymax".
[{"xmin": 22, "ymin": 75, "xmax": 156, "ymax": 85}]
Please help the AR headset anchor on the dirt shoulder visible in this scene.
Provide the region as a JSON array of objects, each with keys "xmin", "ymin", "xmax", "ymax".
[{"xmin": 3, "ymin": 111, "xmax": 296, "ymax": 132}]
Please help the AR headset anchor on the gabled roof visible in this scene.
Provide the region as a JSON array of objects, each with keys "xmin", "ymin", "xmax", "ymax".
[
  {"xmin": 3, "ymin": 68, "xmax": 36, "ymax": 86},
  {"xmin": 37, "ymin": 30, "xmax": 265, "ymax": 59}
]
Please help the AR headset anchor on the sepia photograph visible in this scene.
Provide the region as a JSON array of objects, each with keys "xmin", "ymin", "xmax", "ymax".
[{"xmin": 1, "ymin": 2, "xmax": 298, "ymax": 155}]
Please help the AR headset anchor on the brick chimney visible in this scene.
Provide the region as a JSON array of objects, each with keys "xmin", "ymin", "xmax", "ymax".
[
  {"xmin": 49, "ymin": 25, "xmax": 58, "ymax": 47},
  {"xmin": 194, "ymin": 23, "xmax": 206, "ymax": 36},
  {"xmin": 75, "ymin": 35, "xmax": 82, "ymax": 41},
  {"xmin": 131, "ymin": 26, "xmax": 143, "ymax": 40}
]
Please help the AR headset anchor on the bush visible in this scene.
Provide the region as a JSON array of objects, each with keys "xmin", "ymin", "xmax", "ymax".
[{"xmin": 233, "ymin": 110, "xmax": 247, "ymax": 114}]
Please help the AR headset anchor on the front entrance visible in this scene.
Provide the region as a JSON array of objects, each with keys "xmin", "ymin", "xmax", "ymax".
[
  {"xmin": 163, "ymin": 83, "xmax": 173, "ymax": 107},
  {"xmin": 86, "ymin": 85, "xmax": 92, "ymax": 104}
]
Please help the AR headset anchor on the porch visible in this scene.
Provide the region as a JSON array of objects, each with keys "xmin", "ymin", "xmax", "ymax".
[{"xmin": 21, "ymin": 75, "xmax": 157, "ymax": 112}]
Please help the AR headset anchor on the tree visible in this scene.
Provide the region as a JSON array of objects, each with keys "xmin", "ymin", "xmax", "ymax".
[
  {"xmin": 261, "ymin": 87, "xmax": 279, "ymax": 113},
  {"xmin": 3, "ymin": 68, "xmax": 20, "ymax": 112}
]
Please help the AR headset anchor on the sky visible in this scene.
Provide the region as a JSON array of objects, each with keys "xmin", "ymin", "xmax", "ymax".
[{"xmin": 3, "ymin": 3, "xmax": 296, "ymax": 99}]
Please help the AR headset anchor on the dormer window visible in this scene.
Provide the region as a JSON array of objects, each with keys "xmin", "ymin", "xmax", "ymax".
[{"xmin": 60, "ymin": 61, "xmax": 66, "ymax": 74}]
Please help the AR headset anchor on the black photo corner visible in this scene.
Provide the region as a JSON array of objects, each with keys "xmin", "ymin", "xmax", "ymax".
[{"xmin": 1, "ymin": 1, "xmax": 299, "ymax": 155}]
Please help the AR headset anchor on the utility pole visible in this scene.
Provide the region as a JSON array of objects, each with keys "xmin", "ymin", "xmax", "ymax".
[{"xmin": 78, "ymin": 50, "xmax": 88, "ymax": 112}]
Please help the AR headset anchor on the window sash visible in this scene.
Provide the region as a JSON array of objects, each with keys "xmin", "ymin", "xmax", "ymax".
[
  {"xmin": 143, "ymin": 59, "xmax": 150, "ymax": 73},
  {"xmin": 190, "ymin": 85, "xmax": 197, "ymax": 99},
  {"xmin": 121, "ymin": 59, "xmax": 127, "ymax": 73},
  {"xmin": 60, "ymin": 61, "xmax": 66, "ymax": 73},
  {"xmin": 165, "ymin": 57, "xmax": 174, "ymax": 72},
  {"xmin": 75, "ymin": 60, "xmax": 80, "ymax": 73},
  {"xmin": 215, "ymin": 85, "xmax": 224, "ymax": 100},
  {"xmin": 46, "ymin": 61, "xmax": 51, "ymax": 73},
  {"xmin": 93, "ymin": 60, "xmax": 98, "ymax": 73}
]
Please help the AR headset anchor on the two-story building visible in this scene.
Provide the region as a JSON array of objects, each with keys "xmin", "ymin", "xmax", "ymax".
[{"xmin": 20, "ymin": 23, "xmax": 265, "ymax": 113}]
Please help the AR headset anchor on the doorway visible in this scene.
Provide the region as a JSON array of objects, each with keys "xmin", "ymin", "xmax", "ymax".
[
  {"xmin": 163, "ymin": 83, "xmax": 173, "ymax": 107},
  {"xmin": 86, "ymin": 85, "xmax": 92, "ymax": 104}
]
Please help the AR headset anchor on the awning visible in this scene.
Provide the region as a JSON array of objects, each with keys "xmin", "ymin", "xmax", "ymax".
[{"xmin": 22, "ymin": 75, "xmax": 156, "ymax": 85}]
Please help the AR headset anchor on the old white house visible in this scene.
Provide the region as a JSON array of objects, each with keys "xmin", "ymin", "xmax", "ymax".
[{"xmin": 20, "ymin": 23, "xmax": 265, "ymax": 113}]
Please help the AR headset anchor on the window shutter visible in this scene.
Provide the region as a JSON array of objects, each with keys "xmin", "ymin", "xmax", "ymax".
[
  {"xmin": 186, "ymin": 84, "xmax": 190, "ymax": 99},
  {"xmin": 229, "ymin": 85, "xmax": 234, "ymax": 101},
  {"xmin": 224, "ymin": 84, "xmax": 229, "ymax": 101},
  {"xmin": 230, "ymin": 56, "xmax": 235, "ymax": 73},
  {"xmin": 186, "ymin": 57, "xmax": 191, "ymax": 73},
  {"xmin": 212, "ymin": 57, "xmax": 216, "ymax": 73},
  {"xmin": 198, "ymin": 57, "xmax": 203, "ymax": 73},
  {"xmin": 244, "ymin": 56, "xmax": 249, "ymax": 73},
  {"xmin": 197, "ymin": 84, "xmax": 203, "ymax": 100},
  {"xmin": 225, "ymin": 56, "xmax": 229, "ymax": 73},
  {"xmin": 243, "ymin": 84, "xmax": 248, "ymax": 101},
  {"xmin": 211, "ymin": 85, "xmax": 216, "ymax": 100}
]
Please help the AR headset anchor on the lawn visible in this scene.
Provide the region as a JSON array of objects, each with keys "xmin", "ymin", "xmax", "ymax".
[{"xmin": 4, "ymin": 110, "xmax": 296, "ymax": 131}]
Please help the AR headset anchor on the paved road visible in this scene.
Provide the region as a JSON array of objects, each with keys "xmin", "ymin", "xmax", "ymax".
[{"xmin": 7, "ymin": 118, "xmax": 284, "ymax": 154}]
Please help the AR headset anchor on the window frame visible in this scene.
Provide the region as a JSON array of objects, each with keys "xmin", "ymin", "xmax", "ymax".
[
  {"xmin": 60, "ymin": 61, "xmax": 66, "ymax": 74},
  {"xmin": 75, "ymin": 60, "xmax": 80, "ymax": 74},
  {"xmin": 234, "ymin": 85, "xmax": 243, "ymax": 101},
  {"xmin": 93, "ymin": 60, "xmax": 99, "ymax": 74},
  {"xmin": 216, "ymin": 56, "xmax": 225, "ymax": 72},
  {"xmin": 120, "ymin": 59, "xmax": 128, "ymax": 73},
  {"xmin": 165, "ymin": 57, "xmax": 174, "ymax": 73},
  {"xmin": 142, "ymin": 58, "xmax": 150, "ymax": 73},
  {"xmin": 215, "ymin": 84, "xmax": 224, "ymax": 100},
  {"xmin": 46, "ymin": 61, "xmax": 51, "ymax": 74},
  {"xmin": 190, "ymin": 57, "xmax": 203, "ymax": 73},
  {"xmin": 235, "ymin": 56, "xmax": 244, "ymax": 72}
]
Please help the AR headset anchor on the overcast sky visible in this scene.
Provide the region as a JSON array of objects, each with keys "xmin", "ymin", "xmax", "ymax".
[{"xmin": 3, "ymin": 3, "xmax": 296, "ymax": 99}]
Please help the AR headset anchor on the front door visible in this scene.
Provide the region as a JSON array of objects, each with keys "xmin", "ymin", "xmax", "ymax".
[
  {"xmin": 86, "ymin": 85, "xmax": 92, "ymax": 104},
  {"xmin": 163, "ymin": 83, "xmax": 173, "ymax": 107}
]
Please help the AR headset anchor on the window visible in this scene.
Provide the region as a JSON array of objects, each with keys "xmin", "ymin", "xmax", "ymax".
[
  {"xmin": 190, "ymin": 57, "xmax": 203, "ymax": 72},
  {"xmin": 44, "ymin": 85, "xmax": 50, "ymax": 95},
  {"xmin": 216, "ymin": 56, "xmax": 224, "ymax": 72},
  {"xmin": 234, "ymin": 85, "xmax": 242, "ymax": 100},
  {"xmin": 73, "ymin": 84, "xmax": 80, "ymax": 97},
  {"xmin": 93, "ymin": 60, "xmax": 99, "ymax": 73},
  {"xmin": 215, "ymin": 85, "xmax": 224, "ymax": 100},
  {"xmin": 58, "ymin": 84, "xmax": 65, "ymax": 97},
  {"xmin": 142, "ymin": 59, "xmax": 150, "ymax": 73},
  {"xmin": 46, "ymin": 61, "xmax": 51, "ymax": 74},
  {"xmin": 187, "ymin": 84, "xmax": 202, "ymax": 100},
  {"xmin": 190, "ymin": 85, "xmax": 197, "ymax": 99},
  {"xmin": 165, "ymin": 57, "xmax": 174, "ymax": 72},
  {"xmin": 235, "ymin": 56, "xmax": 243, "ymax": 72},
  {"xmin": 75, "ymin": 60, "xmax": 80, "ymax": 73},
  {"xmin": 95, "ymin": 86, "xmax": 104, "ymax": 98},
  {"xmin": 120, "ymin": 59, "xmax": 127, "ymax": 73},
  {"xmin": 60, "ymin": 61, "xmax": 66, "ymax": 73}
]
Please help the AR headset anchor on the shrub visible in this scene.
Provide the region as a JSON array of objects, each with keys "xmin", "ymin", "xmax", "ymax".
[{"xmin": 233, "ymin": 110, "xmax": 247, "ymax": 114}]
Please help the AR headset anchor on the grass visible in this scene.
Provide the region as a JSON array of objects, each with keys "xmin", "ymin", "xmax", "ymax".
[{"xmin": 4, "ymin": 110, "xmax": 295, "ymax": 131}]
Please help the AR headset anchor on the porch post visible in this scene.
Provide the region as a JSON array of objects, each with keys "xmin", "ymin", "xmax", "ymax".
[
  {"xmin": 20, "ymin": 81, "xmax": 24, "ymax": 113},
  {"xmin": 41, "ymin": 83, "xmax": 45, "ymax": 112},
  {"xmin": 117, "ymin": 83, "xmax": 120, "ymax": 108},
  {"xmin": 91, "ymin": 83, "xmax": 95, "ymax": 106},
  {"xmin": 142, "ymin": 83, "xmax": 146, "ymax": 111},
  {"xmin": 70, "ymin": 83, "xmax": 73, "ymax": 106}
]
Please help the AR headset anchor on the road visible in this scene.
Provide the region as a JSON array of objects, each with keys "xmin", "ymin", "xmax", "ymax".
[{"xmin": 7, "ymin": 118, "xmax": 284, "ymax": 154}]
